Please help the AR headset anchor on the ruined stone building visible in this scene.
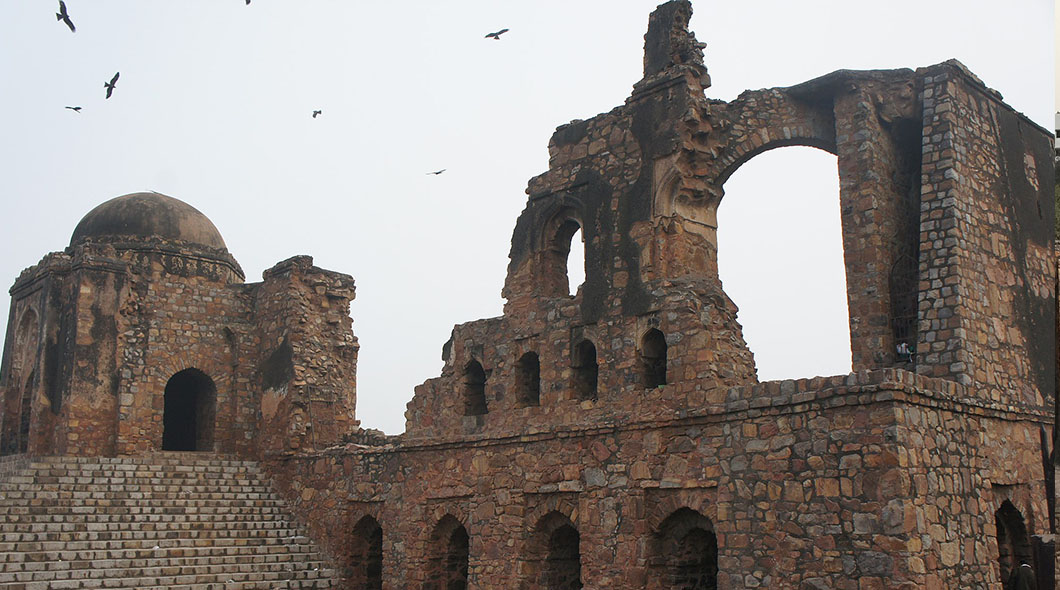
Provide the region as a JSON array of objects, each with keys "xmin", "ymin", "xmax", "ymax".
[{"xmin": 0, "ymin": 2, "xmax": 1055, "ymax": 589}]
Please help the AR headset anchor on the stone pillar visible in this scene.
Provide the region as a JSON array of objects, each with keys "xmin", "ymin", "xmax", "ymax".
[{"xmin": 833, "ymin": 87, "xmax": 914, "ymax": 371}]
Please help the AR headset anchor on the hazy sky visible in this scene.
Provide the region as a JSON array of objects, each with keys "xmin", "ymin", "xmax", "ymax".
[{"xmin": 0, "ymin": 0, "xmax": 1052, "ymax": 434}]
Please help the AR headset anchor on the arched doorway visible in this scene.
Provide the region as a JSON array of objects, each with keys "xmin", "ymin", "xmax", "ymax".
[
  {"xmin": 351, "ymin": 515, "xmax": 383, "ymax": 590},
  {"xmin": 524, "ymin": 511, "xmax": 582, "ymax": 590},
  {"xmin": 651, "ymin": 508, "xmax": 718, "ymax": 589},
  {"xmin": 162, "ymin": 368, "xmax": 216, "ymax": 451},
  {"xmin": 426, "ymin": 515, "xmax": 470, "ymax": 590},
  {"xmin": 995, "ymin": 501, "xmax": 1035, "ymax": 585}
]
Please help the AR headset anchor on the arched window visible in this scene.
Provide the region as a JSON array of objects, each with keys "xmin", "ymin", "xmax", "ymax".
[
  {"xmin": 162, "ymin": 368, "xmax": 216, "ymax": 451},
  {"xmin": 515, "ymin": 352, "xmax": 541, "ymax": 408},
  {"xmin": 995, "ymin": 501, "xmax": 1034, "ymax": 584},
  {"xmin": 651, "ymin": 508, "xmax": 718, "ymax": 590},
  {"xmin": 351, "ymin": 515, "xmax": 383, "ymax": 590},
  {"xmin": 463, "ymin": 360, "xmax": 487, "ymax": 416},
  {"xmin": 640, "ymin": 329, "xmax": 667, "ymax": 388},
  {"xmin": 571, "ymin": 340, "xmax": 598, "ymax": 401},
  {"xmin": 426, "ymin": 515, "xmax": 469, "ymax": 590},
  {"xmin": 525, "ymin": 511, "xmax": 582, "ymax": 590},
  {"xmin": 541, "ymin": 211, "xmax": 586, "ymax": 298}
]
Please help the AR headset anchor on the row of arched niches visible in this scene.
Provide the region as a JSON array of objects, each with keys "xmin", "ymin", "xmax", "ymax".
[
  {"xmin": 459, "ymin": 329, "xmax": 667, "ymax": 416},
  {"xmin": 343, "ymin": 499, "xmax": 1039, "ymax": 588}
]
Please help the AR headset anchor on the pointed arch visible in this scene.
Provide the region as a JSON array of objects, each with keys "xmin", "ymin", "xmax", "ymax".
[
  {"xmin": 995, "ymin": 500, "xmax": 1034, "ymax": 584},
  {"xmin": 650, "ymin": 508, "xmax": 718, "ymax": 590},
  {"xmin": 425, "ymin": 514, "xmax": 469, "ymax": 590},
  {"xmin": 351, "ymin": 515, "xmax": 383, "ymax": 590},
  {"xmin": 524, "ymin": 511, "xmax": 582, "ymax": 590}
]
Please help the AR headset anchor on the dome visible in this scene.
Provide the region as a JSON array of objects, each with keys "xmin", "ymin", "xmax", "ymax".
[{"xmin": 70, "ymin": 192, "xmax": 228, "ymax": 250}]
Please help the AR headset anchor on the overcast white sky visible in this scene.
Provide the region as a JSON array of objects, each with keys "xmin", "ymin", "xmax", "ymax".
[{"xmin": 0, "ymin": 0, "xmax": 1052, "ymax": 434}]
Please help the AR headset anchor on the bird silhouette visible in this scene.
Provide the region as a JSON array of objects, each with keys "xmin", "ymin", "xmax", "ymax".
[
  {"xmin": 104, "ymin": 72, "xmax": 119, "ymax": 99},
  {"xmin": 485, "ymin": 28, "xmax": 509, "ymax": 40},
  {"xmin": 65, "ymin": 106, "xmax": 82, "ymax": 113},
  {"xmin": 312, "ymin": 110, "xmax": 322, "ymax": 119},
  {"xmin": 427, "ymin": 169, "xmax": 446, "ymax": 175},
  {"xmin": 56, "ymin": 1, "xmax": 75, "ymax": 32}
]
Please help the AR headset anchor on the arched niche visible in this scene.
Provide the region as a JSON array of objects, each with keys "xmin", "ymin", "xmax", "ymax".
[
  {"xmin": 425, "ymin": 514, "xmax": 469, "ymax": 590},
  {"xmin": 351, "ymin": 515, "xmax": 383, "ymax": 590}
]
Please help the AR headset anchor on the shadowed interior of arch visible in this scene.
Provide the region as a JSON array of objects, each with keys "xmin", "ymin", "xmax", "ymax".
[
  {"xmin": 716, "ymin": 146, "xmax": 852, "ymax": 381},
  {"xmin": 162, "ymin": 368, "xmax": 217, "ymax": 451}
]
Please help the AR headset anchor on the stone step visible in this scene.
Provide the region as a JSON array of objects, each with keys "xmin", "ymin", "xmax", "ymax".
[
  {"xmin": 0, "ymin": 527, "xmax": 310, "ymax": 545},
  {"xmin": 0, "ymin": 542, "xmax": 322, "ymax": 563},
  {"xmin": 0, "ymin": 455, "xmax": 336, "ymax": 588},
  {"xmin": 0, "ymin": 509, "xmax": 289, "ymax": 522},
  {"xmin": 0, "ymin": 497, "xmax": 285, "ymax": 510},
  {"xmin": 0, "ymin": 546, "xmax": 326, "ymax": 571},
  {"xmin": 0, "ymin": 550, "xmax": 327, "ymax": 574},
  {"xmin": 0, "ymin": 564, "xmax": 337, "ymax": 589}
]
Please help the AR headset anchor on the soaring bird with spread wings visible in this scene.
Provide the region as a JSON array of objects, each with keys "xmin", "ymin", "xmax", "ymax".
[
  {"xmin": 56, "ymin": 1, "xmax": 75, "ymax": 32},
  {"xmin": 104, "ymin": 72, "xmax": 119, "ymax": 99},
  {"xmin": 485, "ymin": 28, "xmax": 509, "ymax": 40}
]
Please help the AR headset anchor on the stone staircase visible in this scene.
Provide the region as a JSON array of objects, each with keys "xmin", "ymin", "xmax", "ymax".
[{"xmin": 0, "ymin": 453, "xmax": 338, "ymax": 589}]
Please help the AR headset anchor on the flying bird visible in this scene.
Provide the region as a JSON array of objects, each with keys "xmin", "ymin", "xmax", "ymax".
[
  {"xmin": 312, "ymin": 110, "xmax": 322, "ymax": 119},
  {"xmin": 484, "ymin": 28, "xmax": 509, "ymax": 40},
  {"xmin": 56, "ymin": 1, "xmax": 75, "ymax": 32},
  {"xmin": 426, "ymin": 169, "xmax": 446, "ymax": 175},
  {"xmin": 65, "ymin": 106, "xmax": 82, "ymax": 113},
  {"xmin": 104, "ymin": 72, "xmax": 119, "ymax": 99}
]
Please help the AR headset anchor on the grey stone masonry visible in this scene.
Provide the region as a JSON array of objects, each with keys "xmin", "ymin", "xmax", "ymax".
[{"xmin": 0, "ymin": 453, "xmax": 338, "ymax": 589}]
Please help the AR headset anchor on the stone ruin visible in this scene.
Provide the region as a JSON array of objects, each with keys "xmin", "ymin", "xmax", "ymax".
[{"xmin": 0, "ymin": 2, "xmax": 1055, "ymax": 588}]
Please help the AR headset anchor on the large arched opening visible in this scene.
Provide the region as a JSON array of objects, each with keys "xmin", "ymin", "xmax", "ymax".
[
  {"xmin": 162, "ymin": 368, "xmax": 217, "ymax": 451},
  {"xmin": 716, "ymin": 146, "xmax": 851, "ymax": 381}
]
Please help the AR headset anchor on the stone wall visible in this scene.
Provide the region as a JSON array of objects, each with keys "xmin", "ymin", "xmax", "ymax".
[{"xmin": 270, "ymin": 370, "xmax": 1053, "ymax": 589}]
